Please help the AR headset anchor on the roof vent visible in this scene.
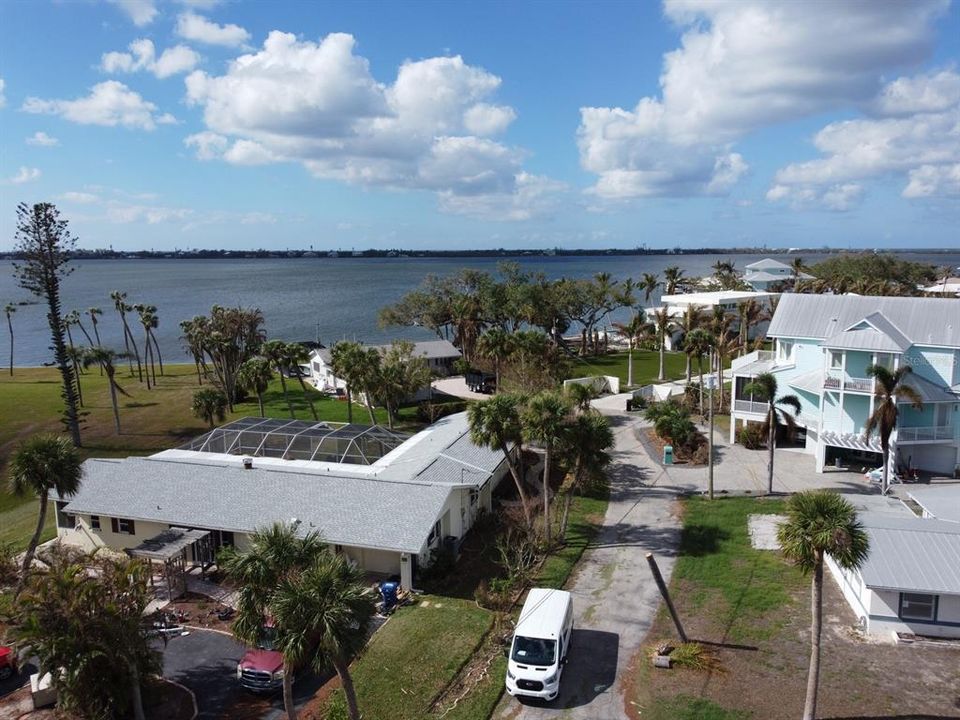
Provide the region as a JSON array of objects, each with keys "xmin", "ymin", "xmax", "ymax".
[{"xmin": 242, "ymin": 456, "xmax": 253, "ymax": 470}]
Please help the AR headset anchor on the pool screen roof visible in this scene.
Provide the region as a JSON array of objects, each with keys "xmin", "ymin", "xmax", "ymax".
[{"xmin": 179, "ymin": 417, "xmax": 410, "ymax": 465}]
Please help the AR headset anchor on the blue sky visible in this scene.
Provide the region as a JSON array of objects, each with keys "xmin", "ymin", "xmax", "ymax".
[{"xmin": 1, "ymin": 0, "xmax": 958, "ymax": 251}]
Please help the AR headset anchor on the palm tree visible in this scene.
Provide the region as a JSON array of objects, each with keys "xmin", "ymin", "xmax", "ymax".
[
  {"xmin": 742, "ymin": 372, "xmax": 801, "ymax": 494},
  {"xmin": 651, "ymin": 307, "xmax": 674, "ymax": 382},
  {"xmin": 330, "ymin": 341, "xmax": 362, "ymax": 424},
  {"xmin": 179, "ymin": 317, "xmax": 208, "ymax": 385},
  {"xmin": 284, "ymin": 342, "xmax": 319, "ymax": 421},
  {"xmin": 564, "ymin": 382, "xmax": 597, "ymax": 414},
  {"xmin": 192, "ymin": 387, "xmax": 228, "ymax": 428},
  {"xmin": 82, "ymin": 347, "xmax": 131, "ymax": 434},
  {"xmin": 271, "ymin": 551, "xmax": 375, "ymax": 720},
  {"xmin": 778, "ymin": 491, "xmax": 869, "ymax": 720},
  {"xmin": 8, "ymin": 434, "xmax": 83, "ymax": 581},
  {"xmin": 352, "ymin": 347, "xmax": 383, "ymax": 425},
  {"xmin": 87, "ymin": 307, "xmax": 103, "ymax": 346},
  {"xmin": 736, "ymin": 299, "xmax": 763, "ymax": 357},
  {"xmin": 134, "ymin": 304, "xmax": 162, "ymax": 383},
  {"xmin": 685, "ymin": 328, "xmax": 715, "ymax": 416},
  {"xmin": 476, "ymin": 327, "xmax": 514, "ymax": 390},
  {"xmin": 468, "ymin": 394, "xmax": 533, "ymax": 528},
  {"xmin": 790, "ymin": 257, "xmax": 808, "ymax": 289},
  {"xmin": 5, "ymin": 303, "xmax": 15, "ymax": 376},
  {"xmin": 556, "ymin": 412, "xmax": 613, "ymax": 539},
  {"xmin": 220, "ymin": 522, "xmax": 338, "ymax": 720},
  {"xmin": 640, "ymin": 272, "xmax": 659, "ymax": 304},
  {"xmin": 611, "ymin": 313, "xmax": 651, "ymax": 387},
  {"xmin": 521, "ymin": 391, "xmax": 571, "ymax": 545},
  {"xmin": 110, "ymin": 291, "xmax": 142, "ymax": 381},
  {"xmin": 262, "ymin": 340, "xmax": 297, "ymax": 419},
  {"xmin": 663, "ymin": 266, "xmax": 685, "ymax": 295},
  {"xmin": 66, "ymin": 345, "xmax": 85, "ymax": 408},
  {"xmin": 678, "ymin": 304, "xmax": 704, "ymax": 382},
  {"xmin": 864, "ymin": 365, "xmax": 922, "ymax": 495},
  {"xmin": 238, "ymin": 357, "xmax": 274, "ymax": 417}
]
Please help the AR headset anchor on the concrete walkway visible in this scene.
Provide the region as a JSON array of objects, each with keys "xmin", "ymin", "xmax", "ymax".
[{"xmin": 495, "ymin": 393, "xmax": 875, "ymax": 720}]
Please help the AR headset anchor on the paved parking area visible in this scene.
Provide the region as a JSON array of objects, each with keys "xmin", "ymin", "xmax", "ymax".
[{"xmin": 160, "ymin": 630, "xmax": 247, "ymax": 720}]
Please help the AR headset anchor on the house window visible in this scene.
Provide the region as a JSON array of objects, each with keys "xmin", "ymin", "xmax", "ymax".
[
  {"xmin": 90, "ymin": 515, "xmax": 101, "ymax": 531},
  {"xmin": 777, "ymin": 341, "xmax": 793, "ymax": 363},
  {"xmin": 428, "ymin": 520, "xmax": 442, "ymax": 546},
  {"xmin": 874, "ymin": 353, "xmax": 894, "ymax": 371},
  {"xmin": 110, "ymin": 517, "xmax": 136, "ymax": 535},
  {"xmin": 829, "ymin": 351, "xmax": 843, "ymax": 369},
  {"xmin": 470, "ymin": 489, "xmax": 479, "ymax": 507},
  {"xmin": 899, "ymin": 592, "xmax": 938, "ymax": 622}
]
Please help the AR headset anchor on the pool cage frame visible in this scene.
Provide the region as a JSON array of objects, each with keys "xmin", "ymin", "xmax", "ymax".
[{"xmin": 179, "ymin": 417, "xmax": 410, "ymax": 466}]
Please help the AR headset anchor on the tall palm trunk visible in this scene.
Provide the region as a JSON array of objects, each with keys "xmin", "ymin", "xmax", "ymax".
[
  {"xmin": 91, "ymin": 317, "xmax": 101, "ymax": 346},
  {"xmin": 7, "ymin": 312, "xmax": 13, "ymax": 376},
  {"xmin": 880, "ymin": 439, "xmax": 890, "ymax": 496},
  {"xmin": 107, "ymin": 370, "xmax": 121, "ymax": 433},
  {"xmin": 142, "ymin": 330, "xmax": 153, "ymax": 389},
  {"xmin": 363, "ymin": 391, "xmax": 377, "ymax": 425},
  {"xmin": 277, "ymin": 371, "xmax": 296, "ymax": 419},
  {"xmin": 626, "ymin": 344, "xmax": 634, "ymax": 387},
  {"xmin": 345, "ymin": 385, "xmax": 353, "ymax": 424},
  {"xmin": 21, "ymin": 488, "xmax": 49, "ymax": 577},
  {"xmin": 658, "ymin": 339, "xmax": 665, "ymax": 381},
  {"xmin": 803, "ymin": 552, "xmax": 824, "ymax": 720},
  {"xmin": 697, "ymin": 356, "xmax": 705, "ymax": 416},
  {"xmin": 282, "ymin": 660, "xmax": 297, "ymax": 720},
  {"xmin": 150, "ymin": 330, "xmax": 164, "ymax": 376},
  {"xmin": 294, "ymin": 373, "xmax": 319, "ymax": 421},
  {"xmin": 542, "ymin": 445, "xmax": 552, "ymax": 545},
  {"xmin": 333, "ymin": 655, "xmax": 362, "ymax": 720},
  {"xmin": 500, "ymin": 442, "xmax": 533, "ymax": 528},
  {"xmin": 767, "ymin": 406, "xmax": 776, "ymax": 494},
  {"xmin": 256, "ymin": 390, "xmax": 265, "ymax": 418},
  {"xmin": 685, "ymin": 352, "xmax": 691, "ymax": 383},
  {"xmin": 129, "ymin": 660, "xmax": 146, "ymax": 720}
]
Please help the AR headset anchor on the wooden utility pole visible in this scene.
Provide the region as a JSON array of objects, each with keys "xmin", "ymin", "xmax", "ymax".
[{"xmin": 646, "ymin": 553, "xmax": 687, "ymax": 642}]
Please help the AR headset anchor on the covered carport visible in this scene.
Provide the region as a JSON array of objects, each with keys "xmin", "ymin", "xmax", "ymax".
[{"xmin": 129, "ymin": 527, "xmax": 212, "ymax": 600}]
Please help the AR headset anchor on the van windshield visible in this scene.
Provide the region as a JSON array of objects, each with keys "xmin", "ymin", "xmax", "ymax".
[{"xmin": 511, "ymin": 636, "xmax": 556, "ymax": 666}]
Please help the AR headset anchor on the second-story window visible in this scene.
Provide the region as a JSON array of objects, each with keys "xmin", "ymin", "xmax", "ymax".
[{"xmin": 830, "ymin": 351, "xmax": 843, "ymax": 369}]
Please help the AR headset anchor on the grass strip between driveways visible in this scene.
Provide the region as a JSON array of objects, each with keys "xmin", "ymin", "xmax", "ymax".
[{"xmin": 317, "ymin": 488, "xmax": 609, "ymax": 720}]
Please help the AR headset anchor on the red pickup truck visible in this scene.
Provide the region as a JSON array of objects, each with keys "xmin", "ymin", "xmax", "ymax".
[
  {"xmin": 0, "ymin": 646, "xmax": 17, "ymax": 680},
  {"xmin": 236, "ymin": 627, "xmax": 286, "ymax": 693}
]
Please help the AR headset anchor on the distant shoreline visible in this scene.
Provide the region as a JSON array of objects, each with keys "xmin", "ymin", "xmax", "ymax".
[{"xmin": 1, "ymin": 247, "xmax": 957, "ymax": 261}]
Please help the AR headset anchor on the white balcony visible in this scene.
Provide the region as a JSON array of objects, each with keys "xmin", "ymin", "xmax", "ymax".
[
  {"xmin": 897, "ymin": 425, "xmax": 954, "ymax": 442},
  {"xmin": 734, "ymin": 399, "xmax": 769, "ymax": 415},
  {"xmin": 824, "ymin": 371, "xmax": 873, "ymax": 393}
]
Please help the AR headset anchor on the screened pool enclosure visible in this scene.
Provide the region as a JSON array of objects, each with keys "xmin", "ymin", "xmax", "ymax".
[{"xmin": 179, "ymin": 417, "xmax": 410, "ymax": 465}]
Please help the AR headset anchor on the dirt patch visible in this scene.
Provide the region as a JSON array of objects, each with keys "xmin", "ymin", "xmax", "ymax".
[
  {"xmin": 643, "ymin": 428, "xmax": 707, "ymax": 466},
  {"xmin": 0, "ymin": 678, "xmax": 192, "ymax": 720},
  {"xmin": 634, "ymin": 573, "xmax": 960, "ymax": 718},
  {"xmin": 157, "ymin": 592, "xmax": 236, "ymax": 633}
]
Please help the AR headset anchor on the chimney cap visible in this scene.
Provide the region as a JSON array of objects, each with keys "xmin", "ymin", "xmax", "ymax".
[{"xmin": 242, "ymin": 456, "xmax": 254, "ymax": 469}]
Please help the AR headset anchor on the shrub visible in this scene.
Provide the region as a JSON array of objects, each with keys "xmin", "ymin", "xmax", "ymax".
[
  {"xmin": 417, "ymin": 399, "xmax": 468, "ymax": 423},
  {"xmin": 739, "ymin": 423, "xmax": 766, "ymax": 450},
  {"xmin": 452, "ymin": 358, "xmax": 471, "ymax": 375}
]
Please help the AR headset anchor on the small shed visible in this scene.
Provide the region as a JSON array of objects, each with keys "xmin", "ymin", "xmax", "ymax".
[{"xmin": 128, "ymin": 527, "xmax": 212, "ymax": 600}]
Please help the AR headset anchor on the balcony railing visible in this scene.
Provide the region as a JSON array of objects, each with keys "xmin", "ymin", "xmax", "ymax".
[
  {"xmin": 897, "ymin": 426, "xmax": 954, "ymax": 442},
  {"xmin": 734, "ymin": 399, "xmax": 769, "ymax": 415},
  {"xmin": 823, "ymin": 371, "xmax": 873, "ymax": 393}
]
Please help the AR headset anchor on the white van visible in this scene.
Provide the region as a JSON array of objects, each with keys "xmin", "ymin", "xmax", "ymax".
[{"xmin": 505, "ymin": 588, "xmax": 573, "ymax": 701}]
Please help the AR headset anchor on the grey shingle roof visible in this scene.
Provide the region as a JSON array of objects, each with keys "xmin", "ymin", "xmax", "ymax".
[
  {"xmin": 856, "ymin": 512, "xmax": 960, "ymax": 594},
  {"xmin": 60, "ymin": 457, "xmax": 449, "ymax": 554},
  {"xmin": 767, "ymin": 294, "xmax": 960, "ymax": 347},
  {"xmin": 907, "ymin": 486, "xmax": 960, "ymax": 523}
]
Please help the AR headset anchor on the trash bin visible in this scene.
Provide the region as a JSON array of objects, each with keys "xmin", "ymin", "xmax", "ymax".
[{"xmin": 663, "ymin": 445, "xmax": 674, "ymax": 465}]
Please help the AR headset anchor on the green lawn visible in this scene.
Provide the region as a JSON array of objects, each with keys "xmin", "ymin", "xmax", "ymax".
[
  {"xmin": 570, "ymin": 350, "xmax": 688, "ymax": 388},
  {"xmin": 318, "ymin": 489, "xmax": 609, "ymax": 720},
  {"xmin": 642, "ymin": 695, "xmax": 750, "ymax": 720},
  {"xmin": 672, "ymin": 496, "xmax": 802, "ymax": 642},
  {"xmin": 0, "ymin": 365, "xmax": 429, "ymax": 552}
]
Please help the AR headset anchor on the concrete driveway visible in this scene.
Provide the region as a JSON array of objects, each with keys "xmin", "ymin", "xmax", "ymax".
[{"xmin": 495, "ymin": 395, "xmax": 682, "ymax": 720}]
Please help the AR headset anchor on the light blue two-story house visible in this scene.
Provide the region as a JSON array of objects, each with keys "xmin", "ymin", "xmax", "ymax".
[
  {"xmin": 730, "ymin": 294, "xmax": 960, "ymax": 477},
  {"xmin": 742, "ymin": 257, "xmax": 813, "ymax": 291}
]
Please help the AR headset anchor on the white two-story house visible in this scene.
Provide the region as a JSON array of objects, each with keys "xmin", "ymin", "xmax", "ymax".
[{"xmin": 730, "ymin": 294, "xmax": 960, "ymax": 477}]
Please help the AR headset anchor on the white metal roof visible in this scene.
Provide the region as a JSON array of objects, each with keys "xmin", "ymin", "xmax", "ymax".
[
  {"xmin": 515, "ymin": 588, "xmax": 571, "ymax": 640},
  {"xmin": 745, "ymin": 258, "xmax": 793, "ymax": 271},
  {"xmin": 659, "ymin": 290, "xmax": 776, "ymax": 307},
  {"xmin": 767, "ymin": 294, "xmax": 960, "ymax": 348},
  {"xmin": 907, "ymin": 486, "xmax": 960, "ymax": 524},
  {"xmin": 856, "ymin": 512, "xmax": 960, "ymax": 594}
]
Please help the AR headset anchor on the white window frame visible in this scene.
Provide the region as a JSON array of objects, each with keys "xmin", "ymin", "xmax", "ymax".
[{"xmin": 829, "ymin": 350, "xmax": 843, "ymax": 370}]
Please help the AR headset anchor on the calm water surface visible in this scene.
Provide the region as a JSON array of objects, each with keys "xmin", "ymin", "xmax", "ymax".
[{"xmin": 2, "ymin": 252, "xmax": 958, "ymax": 366}]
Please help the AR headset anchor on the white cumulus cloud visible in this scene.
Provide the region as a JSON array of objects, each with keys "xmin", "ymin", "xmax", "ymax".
[
  {"xmin": 10, "ymin": 167, "xmax": 41, "ymax": 184},
  {"xmin": 101, "ymin": 39, "xmax": 200, "ymax": 79},
  {"xmin": 60, "ymin": 191, "xmax": 101, "ymax": 204},
  {"xmin": 768, "ymin": 69, "xmax": 960, "ymax": 208},
  {"xmin": 578, "ymin": 0, "xmax": 948, "ymax": 200},
  {"xmin": 176, "ymin": 12, "xmax": 250, "ymax": 47},
  {"xmin": 183, "ymin": 31, "xmax": 552, "ymax": 219},
  {"xmin": 23, "ymin": 81, "xmax": 175, "ymax": 130},
  {"xmin": 106, "ymin": 0, "xmax": 158, "ymax": 27},
  {"xmin": 26, "ymin": 131, "xmax": 59, "ymax": 146}
]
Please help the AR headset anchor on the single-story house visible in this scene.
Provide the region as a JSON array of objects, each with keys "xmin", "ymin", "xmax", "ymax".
[
  {"xmin": 54, "ymin": 413, "xmax": 508, "ymax": 590},
  {"xmin": 826, "ymin": 504, "xmax": 960, "ymax": 639},
  {"xmin": 645, "ymin": 290, "xmax": 777, "ymax": 350},
  {"xmin": 308, "ymin": 339, "xmax": 461, "ymax": 400}
]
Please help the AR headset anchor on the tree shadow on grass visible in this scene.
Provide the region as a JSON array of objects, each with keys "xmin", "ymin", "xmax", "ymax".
[
  {"xmin": 123, "ymin": 401, "xmax": 159, "ymax": 409},
  {"xmin": 678, "ymin": 524, "xmax": 730, "ymax": 557}
]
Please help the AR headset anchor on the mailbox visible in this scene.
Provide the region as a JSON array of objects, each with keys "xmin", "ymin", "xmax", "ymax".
[{"xmin": 663, "ymin": 445, "xmax": 674, "ymax": 465}]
